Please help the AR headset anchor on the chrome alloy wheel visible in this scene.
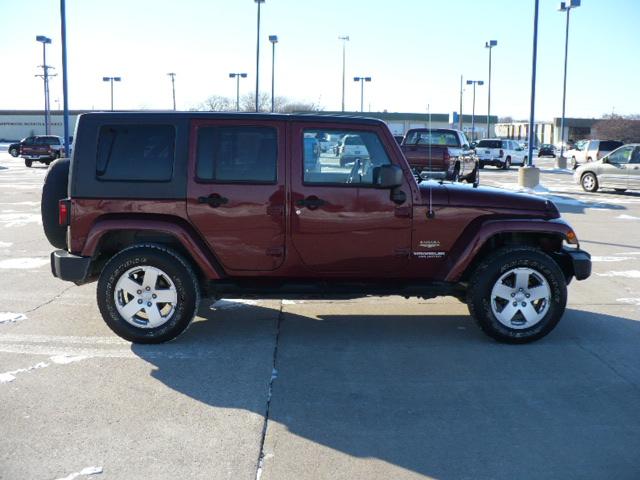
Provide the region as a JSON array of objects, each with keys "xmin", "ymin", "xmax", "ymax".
[
  {"xmin": 114, "ymin": 266, "xmax": 178, "ymax": 328},
  {"xmin": 582, "ymin": 173, "xmax": 596, "ymax": 191},
  {"xmin": 490, "ymin": 267, "xmax": 551, "ymax": 329}
]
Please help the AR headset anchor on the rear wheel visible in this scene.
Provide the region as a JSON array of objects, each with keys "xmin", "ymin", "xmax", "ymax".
[
  {"xmin": 503, "ymin": 157, "xmax": 511, "ymax": 170},
  {"xmin": 9, "ymin": 147, "xmax": 18, "ymax": 157},
  {"xmin": 97, "ymin": 245, "xmax": 200, "ymax": 344},
  {"xmin": 571, "ymin": 156, "xmax": 577, "ymax": 169},
  {"xmin": 581, "ymin": 172, "xmax": 598, "ymax": 192},
  {"xmin": 467, "ymin": 247, "xmax": 567, "ymax": 343},
  {"xmin": 41, "ymin": 158, "xmax": 70, "ymax": 249},
  {"xmin": 24, "ymin": 159, "xmax": 32, "ymax": 168}
]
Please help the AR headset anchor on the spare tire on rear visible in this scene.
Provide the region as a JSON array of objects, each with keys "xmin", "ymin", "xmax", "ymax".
[{"xmin": 41, "ymin": 158, "xmax": 70, "ymax": 249}]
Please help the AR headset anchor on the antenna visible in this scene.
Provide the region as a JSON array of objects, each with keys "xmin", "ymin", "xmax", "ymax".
[{"xmin": 427, "ymin": 104, "xmax": 435, "ymax": 218}]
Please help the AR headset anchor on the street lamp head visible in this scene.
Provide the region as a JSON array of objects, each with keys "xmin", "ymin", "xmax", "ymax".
[
  {"xmin": 559, "ymin": 0, "xmax": 579, "ymax": 11},
  {"xmin": 478, "ymin": 81, "xmax": 484, "ymax": 86},
  {"xmin": 364, "ymin": 77, "xmax": 372, "ymax": 82},
  {"xmin": 339, "ymin": 35, "xmax": 350, "ymax": 41},
  {"xmin": 269, "ymin": 35, "xmax": 278, "ymax": 43},
  {"xmin": 167, "ymin": 72, "xmax": 176, "ymax": 76},
  {"xmin": 240, "ymin": 73, "xmax": 248, "ymax": 78},
  {"xmin": 102, "ymin": 77, "xmax": 110, "ymax": 82},
  {"xmin": 486, "ymin": 40, "xmax": 498, "ymax": 48},
  {"xmin": 36, "ymin": 35, "xmax": 52, "ymax": 44},
  {"xmin": 254, "ymin": 0, "xmax": 265, "ymax": 3},
  {"xmin": 354, "ymin": 77, "xmax": 360, "ymax": 82},
  {"xmin": 466, "ymin": 80, "xmax": 473, "ymax": 85},
  {"xmin": 114, "ymin": 77, "xmax": 122, "ymax": 82}
]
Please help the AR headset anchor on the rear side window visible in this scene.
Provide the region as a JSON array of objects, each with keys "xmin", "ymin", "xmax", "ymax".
[
  {"xmin": 599, "ymin": 141, "xmax": 623, "ymax": 151},
  {"xmin": 477, "ymin": 140, "xmax": 502, "ymax": 149},
  {"xmin": 196, "ymin": 126, "xmax": 277, "ymax": 183},
  {"xmin": 96, "ymin": 125, "xmax": 175, "ymax": 181}
]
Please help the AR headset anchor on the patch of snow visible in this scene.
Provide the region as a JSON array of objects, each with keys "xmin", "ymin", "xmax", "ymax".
[
  {"xmin": 0, "ymin": 312, "xmax": 27, "ymax": 324},
  {"xmin": 0, "ymin": 241, "xmax": 13, "ymax": 248},
  {"xmin": 50, "ymin": 354, "xmax": 86, "ymax": 365},
  {"xmin": 0, "ymin": 213, "xmax": 41, "ymax": 227},
  {"xmin": 281, "ymin": 299, "xmax": 304, "ymax": 305},
  {"xmin": 0, "ymin": 257, "xmax": 49, "ymax": 269},
  {"xmin": 210, "ymin": 299, "xmax": 259, "ymax": 310},
  {"xmin": 55, "ymin": 466, "xmax": 103, "ymax": 480},
  {"xmin": 597, "ymin": 271, "xmax": 640, "ymax": 279},
  {"xmin": 591, "ymin": 256, "xmax": 630, "ymax": 263},
  {"xmin": 617, "ymin": 298, "xmax": 640, "ymax": 306},
  {"xmin": 616, "ymin": 214, "xmax": 640, "ymax": 220},
  {"xmin": 0, "ymin": 361, "xmax": 49, "ymax": 383}
]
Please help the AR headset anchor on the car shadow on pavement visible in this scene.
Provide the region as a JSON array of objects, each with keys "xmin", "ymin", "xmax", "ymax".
[{"xmin": 132, "ymin": 304, "xmax": 640, "ymax": 479}]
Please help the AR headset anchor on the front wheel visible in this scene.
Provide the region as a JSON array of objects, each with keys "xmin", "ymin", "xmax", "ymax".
[
  {"xmin": 97, "ymin": 245, "xmax": 200, "ymax": 343},
  {"xmin": 467, "ymin": 247, "xmax": 567, "ymax": 343},
  {"xmin": 24, "ymin": 159, "xmax": 32, "ymax": 168},
  {"xmin": 581, "ymin": 172, "xmax": 598, "ymax": 192}
]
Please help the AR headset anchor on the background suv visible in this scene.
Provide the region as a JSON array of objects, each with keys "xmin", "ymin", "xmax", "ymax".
[
  {"xmin": 475, "ymin": 139, "xmax": 527, "ymax": 169},
  {"xmin": 571, "ymin": 139, "xmax": 623, "ymax": 169}
]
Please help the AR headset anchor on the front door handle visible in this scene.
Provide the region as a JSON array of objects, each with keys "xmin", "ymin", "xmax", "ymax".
[
  {"xmin": 198, "ymin": 194, "xmax": 228, "ymax": 207},
  {"xmin": 295, "ymin": 196, "xmax": 326, "ymax": 210}
]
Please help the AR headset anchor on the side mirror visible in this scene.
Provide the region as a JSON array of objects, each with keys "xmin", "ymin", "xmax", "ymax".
[
  {"xmin": 462, "ymin": 144, "xmax": 470, "ymax": 150},
  {"xmin": 373, "ymin": 164, "xmax": 403, "ymax": 189}
]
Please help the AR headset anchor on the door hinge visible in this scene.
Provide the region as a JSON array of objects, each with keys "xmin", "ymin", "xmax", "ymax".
[{"xmin": 266, "ymin": 246, "xmax": 284, "ymax": 257}]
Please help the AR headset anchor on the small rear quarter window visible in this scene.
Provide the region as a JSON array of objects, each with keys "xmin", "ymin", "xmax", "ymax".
[{"xmin": 96, "ymin": 125, "xmax": 175, "ymax": 181}]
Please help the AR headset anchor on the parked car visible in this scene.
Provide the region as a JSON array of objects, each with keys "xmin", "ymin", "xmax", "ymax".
[
  {"xmin": 393, "ymin": 134, "xmax": 404, "ymax": 145},
  {"xmin": 21, "ymin": 135, "xmax": 65, "ymax": 167},
  {"xmin": 575, "ymin": 144, "xmax": 640, "ymax": 193},
  {"xmin": 400, "ymin": 128, "xmax": 477, "ymax": 182},
  {"xmin": 337, "ymin": 133, "xmax": 370, "ymax": 166},
  {"xmin": 8, "ymin": 138, "xmax": 30, "ymax": 157},
  {"xmin": 538, "ymin": 144, "xmax": 556, "ymax": 158},
  {"xmin": 570, "ymin": 139, "xmax": 623, "ymax": 170},
  {"xmin": 475, "ymin": 139, "xmax": 528, "ymax": 169},
  {"xmin": 43, "ymin": 112, "xmax": 590, "ymax": 345}
]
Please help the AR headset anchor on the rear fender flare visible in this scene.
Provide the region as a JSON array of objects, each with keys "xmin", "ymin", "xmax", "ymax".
[{"xmin": 81, "ymin": 218, "xmax": 222, "ymax": 280}]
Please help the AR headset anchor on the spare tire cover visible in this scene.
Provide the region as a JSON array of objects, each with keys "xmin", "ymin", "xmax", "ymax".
[{"xmin": 41, "ymin": 158, "xmax": 70, "ymax": 249}]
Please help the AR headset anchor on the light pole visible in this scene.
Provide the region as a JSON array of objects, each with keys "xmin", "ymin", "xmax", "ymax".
[
  {"xmin": 268, "ymin": 35, "xmax": 278, "ymax": 112},
  {"xmin": 558, "ymin": 0, "xmax": 580, "ymax": 164},
  {"xmin": 254, "ymin": 0, "xmax": 265, "ymax": 112},
  {"xmin": 466, "ymin": 80, "xmax": 484, "ymax": 140},
  {"xmin": 353, "ymin": 76, "xmax": 371, "ymax": 113},
  {"xmin": 36, "ymin": 35, "xmax": 52, "ymax": 135},
  {"xmin": 485, "ymin": 40, "xmax": 497, "ymax": 138},
  {"xmin": 167, "ymin": 72, "xmax": 176, "ymax": 110},
  {"xmin": 102, "ymin": 76, "xmax": 121, "ymax": 111},
  {"xmin": 459, "ymin": 75, "xmax": 463, "ymax": 131},
  {"xmin": 339, "ymin": 35, "xmax": 349, "ymax": 112},
  {"xmin": 229, "ymin": 73, "xmax": 248, "ymax": 111},
  {"xmin": 60, "ymin": 0, "xmax": 71, "ymax": 156}
]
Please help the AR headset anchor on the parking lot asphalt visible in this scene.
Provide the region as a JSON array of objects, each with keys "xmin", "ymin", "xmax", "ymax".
[{"xmin": 1, "ymin": 152, "xmax": 639, "ymax": 480}]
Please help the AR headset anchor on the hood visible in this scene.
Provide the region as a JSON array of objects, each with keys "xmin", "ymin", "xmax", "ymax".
[{"xmin": 417, "ymin": 182, "xmax": 559, "ymax": 217}]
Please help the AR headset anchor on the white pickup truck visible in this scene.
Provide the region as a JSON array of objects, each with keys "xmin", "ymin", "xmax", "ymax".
[{"xmin": 475, "ymin": 139, "xmax": 527, "ymax": 170}]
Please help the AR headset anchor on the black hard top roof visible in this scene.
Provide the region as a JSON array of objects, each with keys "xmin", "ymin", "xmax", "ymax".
[{"xmin": 79, "ymin": 111, "xmax": 386, "ymax": 126}]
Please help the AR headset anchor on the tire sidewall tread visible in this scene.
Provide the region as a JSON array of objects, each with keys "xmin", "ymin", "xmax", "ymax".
[
  {"xmin": 467, "ymin": 246, "xmax": 567, "ymax": 344},
  {"xmin": 97, "ymin": 244, "xmax": 200, "ymax": 344}
]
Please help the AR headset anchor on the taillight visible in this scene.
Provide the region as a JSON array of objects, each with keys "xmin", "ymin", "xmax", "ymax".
[
  {"xmin": 58, "ymin": 198, "xmax": 71, "ymax": 226},
  {"xmin": 499, "ymin": 149, "xmax": 504, "ymax": 158}
]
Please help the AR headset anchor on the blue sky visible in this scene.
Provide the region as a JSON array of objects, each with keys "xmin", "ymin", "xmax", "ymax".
[{"xmin": 1, "ymin": 0, "xmax": 638, "ymax": 120}]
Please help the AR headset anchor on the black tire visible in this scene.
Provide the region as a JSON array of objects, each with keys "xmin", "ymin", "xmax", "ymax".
[
  {"xmin": 449, "ymin": 165, "xmax": 460, "ymax": 182},
  {"xmin": 580, "ymin": 172, "xmax": 598, "ymax": 192},
  {"xmin": 614, "ymin": 188, "xmax": 627, "ymax": 193},
  {"xmin": 479, "ymin": 163, "xmax": 484, "ymax": 169},
  {"xmin": 571, "ymin": 157, "xmax": 577, "ymax": 169},
  {"xmin": 503, "ymin": 157, "xmax": 511, "ymax": 170},
  {"xmin": 463, "ymin": 165, "xmax": 478, "ymax": 183},
  {"xmin": 24, "ymin": 159, "xmax": 32, "ymax": 168},
  {"xmin": 523, "ymin": 156, "xmax": 528, "ymax": 165},
  {"xmin": 9, "ymin": 147, "xmax": 18, "ymax": 157},
  {"xmin": 41, "ymin": 158, "xmax": 70, "ymax": 249},
  {"xmin": 97, "ymin": 244, "xmax": 200, "ymax": 344},
  {"xmin": 466, "ymin": 246, "xmax": 567, "ymax": 344}
]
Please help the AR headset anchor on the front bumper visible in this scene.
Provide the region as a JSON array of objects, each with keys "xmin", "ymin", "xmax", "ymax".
[
  {"xmin": 564, "ymin": 247, "xmax": 591, "ymax": 281},
  {"xmin": 51, "ymin": 250, "xmax": 92, "ymax": 284}
]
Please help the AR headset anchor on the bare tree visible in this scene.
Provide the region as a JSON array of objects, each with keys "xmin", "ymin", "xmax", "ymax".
[
  {"xmin": 240, "ymin": 92, "xmax": 271, "ymax": 112},
  {"xmin": 193, "ymin": 95, "xmax": 234, "ymax": 112},
  {"xmin": 593, "ymin": 114, "xmax": 640, "ymax": 143}
]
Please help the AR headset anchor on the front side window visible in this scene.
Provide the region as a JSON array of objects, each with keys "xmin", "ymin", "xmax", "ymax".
[
  {"xmin": 607, "ymin": 146, "xmax": 633, "ymax": 164},
  {"xmin": 96, "ymin": 125, "xmax": 175, "ymax": 181},
  {"xmin": 196, "ymin": 126, "xmax": 277, "ymax": 183},
  {"xmin": 303, "ymin": 129, "xmax": 391, "ymax": 185}
]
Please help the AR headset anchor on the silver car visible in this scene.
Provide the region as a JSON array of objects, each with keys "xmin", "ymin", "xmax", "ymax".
[{"xmin": 574, "ymin": 144, "xmax": 640, "ymax": 192}]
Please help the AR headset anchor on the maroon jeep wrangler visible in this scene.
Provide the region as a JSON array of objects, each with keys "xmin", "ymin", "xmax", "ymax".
[{"xmin": 42, "ymin": 112, "xmax": 591, "ymax": 344}]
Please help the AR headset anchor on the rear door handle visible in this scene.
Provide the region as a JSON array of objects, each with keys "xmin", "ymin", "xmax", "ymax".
[
  {"xmin": 295, "ymin": 196, "xmax": 326, "ymax": 210},
  {"xmin": 198, "ymin": 194, "xmax": 228, "ymax": 207}
]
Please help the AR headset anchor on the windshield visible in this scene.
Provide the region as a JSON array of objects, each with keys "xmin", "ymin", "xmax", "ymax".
[
  {"xmin": 477, "ymin": 140, "xmax": 502, "ymax": 149},
  {"xmin": 404, "ymin": 130, "xmax": 460, "ymax": 147}
]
